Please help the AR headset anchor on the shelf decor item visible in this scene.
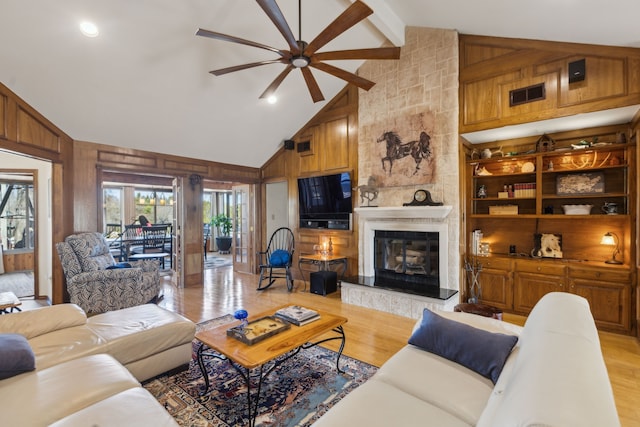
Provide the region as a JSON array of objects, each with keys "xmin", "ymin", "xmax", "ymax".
[
  {"xmin": 561, "ymin": 204, "xmax": 593, "ymax": 215},
  {"xmin": 464, "ymin": 256, "xmax": 482, "ymax": 304},
  {"xmin": 489, "ymin": 205, "xmax": 518, "ymax": 215},
  {"xmin": 556, "ymin": 172, "xmax": 604, "ymax": 195},
  {"xmin": 226, "ymin": 316, "xmax": 290, "ymax": 345},
  {"xmin": 532, "ymin": 233, "xmax": 563, "ymax": 258},
  {"xmin": 535, "ymin": 134, "xmax": 555, "ymax": 152}
]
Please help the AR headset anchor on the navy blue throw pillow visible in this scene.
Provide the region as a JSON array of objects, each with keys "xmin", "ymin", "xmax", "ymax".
[
  {"xmin": 106, "ymin": 262, "xmax": 132, "ymax": 269},
  {"xmin": 270, "ymin": 250, "xmax": 290, "ymax": 267},
  {"xmin": 408, "ymin": 308, "xmax": 518, "ymax": 384},
  {"xmin": 0, "ymin": 334, "xmax": 36, "ymax": 379}
]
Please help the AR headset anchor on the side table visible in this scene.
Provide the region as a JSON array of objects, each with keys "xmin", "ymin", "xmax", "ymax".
[
  {"xmin": 454, "ymin": 302, "xmax": 502, "ymax": 320},
  {"xmin": 0, "ymin": 291, "xmax": 22, "ymax": 314},
  {"xmin": 298, "ymin": 253, "xmax": 347, "ymax": 292}
]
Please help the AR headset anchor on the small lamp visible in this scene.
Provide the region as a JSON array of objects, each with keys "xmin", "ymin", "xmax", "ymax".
[{"xmin": 600, "ymin": 232, "xmax": 623, "ymax": 264}]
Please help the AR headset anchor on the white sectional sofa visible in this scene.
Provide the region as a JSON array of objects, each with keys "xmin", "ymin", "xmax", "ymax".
[
  {"xmin": 314, "ymin": 292, "xmax": 620, "ymax": 427},
  {"xmin": 0, "ymin": 303, "xmax": 195, "ymax": 426}
]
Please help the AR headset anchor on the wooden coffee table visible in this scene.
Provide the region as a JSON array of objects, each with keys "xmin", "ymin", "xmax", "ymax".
[{"xmin": 195, "ymin": 306, "xmax": 348, "ymax": 426}]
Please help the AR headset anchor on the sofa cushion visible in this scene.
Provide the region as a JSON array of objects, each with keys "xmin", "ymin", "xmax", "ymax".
[
  {"xmin": 374, "ymin": 345, "xmax": 494, "ymax": 425},
  {"xmin": 0, "ymin": 333, "xmax": 35, "ymax": 379},
  {"xmin": 312, "ymin": 377, "xmax": 471, "ymax": 427},
  {"xmin": 0, "ymin": 354, "xmax": 140, "ymax": 426},
  {"xmin": 87, "ymin": 304, "xmax": 195, "ymax": 366},
  {"xmin": 49, "ymin": 387, "xmax": 179, "ymax": 427},
  {"xmin": 476, "ymin": 292, "xmax": 620, "ymax": 427},
  {"xmin": 29, "ymin": 325, "xmax": 107, "ymax": 371},
  {"xmin": 270, "ymin": 249, "xmax": 290, "ymax": 266},
  {"xmin": 66, "ymin": 232, "xmax": 115, "ymax": 271},
  {"xmin": 408, "ymin": 308, "xmax": 518, "ymax": 384},
  {"xmin": 106, "ymin": 262, "xmax": 132, "ymax": 269},
  {"xmin": 0, "ymin": 303, "xmax": 87, "ymax": 339}
]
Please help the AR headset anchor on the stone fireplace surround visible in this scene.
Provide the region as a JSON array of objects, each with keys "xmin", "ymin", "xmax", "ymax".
[{"xmin": 341, "ymin": 206, "xmax": 459, "ymax": 319}]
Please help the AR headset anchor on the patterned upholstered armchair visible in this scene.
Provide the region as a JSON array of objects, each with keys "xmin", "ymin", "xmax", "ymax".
[{"xmin": 56, "ymin": 232, "xmax": 161, "ymax": 314}]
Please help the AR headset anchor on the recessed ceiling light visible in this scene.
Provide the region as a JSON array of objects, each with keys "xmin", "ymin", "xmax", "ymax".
[
  {"xmin": 79, "ymin": 21, "xmax": 99, "ymax": 37},
  {"xmin": 267, "ymin": 96, "xmax": 277, "ymax": 104}
]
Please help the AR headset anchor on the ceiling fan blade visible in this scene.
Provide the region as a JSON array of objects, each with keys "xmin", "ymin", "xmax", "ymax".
[
  {"xmin": 210, "ymin": 59, "xmax": 288, "ymax": 76},
  {"xmin": 313, "ymin": 46, "xmax": 401, "ymax": 61},
  {"xmin": 300, "ymin": 67, "xmax": 325, "ymax": 103},
  {"xmin": 304, "ymin": 0, "xmax": 373, "ymax": 56},
  {"xmin": 256, "ymin": 0, "xmax": 301, "ymax": 54},
  {"xmin": 259, "ymin": 65, "xmax": 294, "ymax": 99},
  {"xmin": 196, "ymin": 28, "xmax": 286, "ymax": 56},
  {"xmin": 310, "ymin": 62, "xmax": 375, "ymax": 91}
]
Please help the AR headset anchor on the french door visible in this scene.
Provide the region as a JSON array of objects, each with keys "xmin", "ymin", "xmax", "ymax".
[{"xmin": 232, "ymin": 184, "xmax": 254, "ymax": 274}]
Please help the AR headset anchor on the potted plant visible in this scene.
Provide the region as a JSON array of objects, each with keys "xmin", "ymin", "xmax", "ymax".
[{"xmin": 211, "ymin": 214, "xmax": 233, "ymax": 254}]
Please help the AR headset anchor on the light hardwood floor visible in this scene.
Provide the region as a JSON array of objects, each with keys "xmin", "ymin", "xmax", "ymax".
[{"xmin": 158, "ymin": 265, "xmax": 640, "ymax": 426}]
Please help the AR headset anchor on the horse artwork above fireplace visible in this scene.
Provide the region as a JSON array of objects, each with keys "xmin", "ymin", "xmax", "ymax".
[
  {"xmin": 360, "ymin": 112, "xmax": 438, "ymax": 187},
  {"xmin": 377, "ymin": 130, "xmax": 432, "ymax": 176}
]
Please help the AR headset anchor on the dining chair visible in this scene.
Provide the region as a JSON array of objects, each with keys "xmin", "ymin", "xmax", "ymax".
[{"xmin": 129, "ymin": 225, "xmax": 171, "ymax": 269}]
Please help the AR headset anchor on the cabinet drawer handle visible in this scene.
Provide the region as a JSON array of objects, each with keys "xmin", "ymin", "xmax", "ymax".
[{"xmin": 536, "ymin": 267, "xmax": 541, "ymax": 271}]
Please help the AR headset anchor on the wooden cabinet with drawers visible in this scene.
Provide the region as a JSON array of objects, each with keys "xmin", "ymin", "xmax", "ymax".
[
  {"xmin": 513, "ymin": 260, "xmax": 567, "ymax": 314},
  {"xmin": 569, "ymin": 267, "xmax": 632, "ymax": 333},
  {"xmin": 477, "ymin": 256, "xmax": 634, "ymax": 333},
  {"xmin": 477, "ymin": 257, "xmax": 513, "ymax": 310}
]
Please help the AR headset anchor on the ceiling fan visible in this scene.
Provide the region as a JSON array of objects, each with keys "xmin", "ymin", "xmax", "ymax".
[{"xmin": 196, "ymin": 0, "xmax": 401, "ymax": 103}]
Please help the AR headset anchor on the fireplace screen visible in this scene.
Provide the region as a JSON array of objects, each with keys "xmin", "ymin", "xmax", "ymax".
[{"xmin": 374, "ymin": 230, "xmax": 440, "ymax": 292}]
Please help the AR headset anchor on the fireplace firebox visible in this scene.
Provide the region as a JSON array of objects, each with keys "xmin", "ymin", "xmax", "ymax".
[{"xmin": 374, "ymin": 230, "xmax": 440, "ymax": 294}]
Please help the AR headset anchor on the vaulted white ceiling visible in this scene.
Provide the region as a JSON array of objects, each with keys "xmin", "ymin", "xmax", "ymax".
[{"xmin": 1, "ymin": 0, "xmax": 638, "ymax": 168}]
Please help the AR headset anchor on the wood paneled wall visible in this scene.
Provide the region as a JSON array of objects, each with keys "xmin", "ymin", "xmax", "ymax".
[
  {"xmin": 74, "ymin": 140, "xmax": 260, "ymax": 287},
  {"xmin": 261, "ymin": 86, "xmax": 359, "ymax": 279},
  {"xmin": 0, "ymin": 82, "xmax": 74, "ymax": 304},
  {"xmin": 1, "ymin": 251, "xmax": 34, "ymax": 272},
  {"xmin": 0, "ymin": 80, "xmax": 262, "ymax": 298},
  {"xmin": 459, "ymin": 35, "xmax": 640, "ymax": 134}
]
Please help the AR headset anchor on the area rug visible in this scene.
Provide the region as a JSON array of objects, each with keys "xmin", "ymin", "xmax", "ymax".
[
  {"xmin": 0, "ymin": 271, "xmax": 34, "ymax": 298},
  {"xmin": 143, "ymin": 315, "xmax": 377, "ymax": 426},
  {"xmin": 204, "ymin": 256, "xmax": 232, "ymax": 270}
]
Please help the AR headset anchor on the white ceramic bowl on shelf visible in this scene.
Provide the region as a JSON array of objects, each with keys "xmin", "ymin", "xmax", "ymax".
[{"xmin": 562, "ymin": 204, "xmax": 593, "ymax": 215}]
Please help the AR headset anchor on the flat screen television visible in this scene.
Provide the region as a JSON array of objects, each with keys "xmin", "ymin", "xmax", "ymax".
[{"xmin": 298, "ymin": 172, "xmax": 352, "ymax": 229}]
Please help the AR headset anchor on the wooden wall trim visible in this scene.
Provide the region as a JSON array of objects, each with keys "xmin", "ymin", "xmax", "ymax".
[
  {"xmin": 82, "ymin": 139, "xmax": 260, "ymax": 183},
  {"xmin": 459, "ymin": 35, "xmax": 640, "ymax": 134}
]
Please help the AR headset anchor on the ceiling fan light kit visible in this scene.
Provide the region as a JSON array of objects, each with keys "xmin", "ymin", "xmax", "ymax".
[{"xmin": 197, "ymin": 0, "xmax": 400, "ymax": 102}]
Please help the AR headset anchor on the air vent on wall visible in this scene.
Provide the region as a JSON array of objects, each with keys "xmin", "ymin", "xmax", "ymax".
[
  {"xmin": 510, "ymin": 83, "xmax": 545, "ymax": 107},
  {"xmin": 297, "ymin": 141, "xmax": 311, "ymax": 153}
]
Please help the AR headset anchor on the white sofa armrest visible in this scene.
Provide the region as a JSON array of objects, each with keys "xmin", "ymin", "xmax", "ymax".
[{"xmin": 0, "ymin": 304, "xmax": 87, "ymax": 339}]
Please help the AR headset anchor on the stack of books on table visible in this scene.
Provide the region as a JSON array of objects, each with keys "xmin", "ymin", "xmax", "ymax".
[{"xmin": 275, "ymin": 306, "xmax": 320, "ymax": 326}]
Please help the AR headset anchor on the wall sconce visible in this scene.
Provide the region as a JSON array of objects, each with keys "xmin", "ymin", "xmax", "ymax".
[{"xmin": 600, "ymin": 232, "xmax": 622, "ymax": 264}]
